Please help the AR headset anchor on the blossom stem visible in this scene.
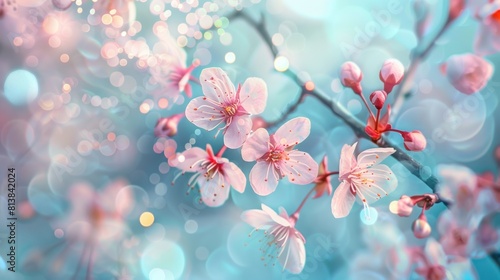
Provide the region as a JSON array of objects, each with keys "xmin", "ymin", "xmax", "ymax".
[
  {"xmin": 216, "ymin": 145, "xmax": 227, "ymax": 157},
  {"xmin": 290, "ymin": 186, "xmax": 316, "ymax": 222},
  {"xmin": 359, "ymin": 92, "xmax": 376, "ymax": 121},
  {"xmin": 267, "ymin": 88, "xmax": 307, "ymax": 128},
  {"xmin": 375, "ymin": 109, "xmax": 381, "ymax": 131},
  {"xmin": 324, "ymin": 171, "xmax": 340, "ymax": 177},
  {"xmin": 387, "ymin": 128, "xmax": 406, "ymax": 135}
]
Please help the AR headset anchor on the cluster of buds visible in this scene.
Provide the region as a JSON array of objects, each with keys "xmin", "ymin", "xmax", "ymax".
[
  {"xmin": 339, "ymin": 59, "xmax": 427, "ymax": 151},
  {"xmin": 389, "ymin": 193, "xmax": 439, "ymax": 238}
]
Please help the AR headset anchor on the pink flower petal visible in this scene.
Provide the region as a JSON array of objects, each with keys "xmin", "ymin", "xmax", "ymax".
[
  {"xmin": 239, "ymin": 77, "xmax": 268, "ymax": 114},
  {"xmin": 425, "ymin": 238, "xmax": 447, "ymax": 267},
  {"xmin": 250, "ymin": 161, "xmax": 280, "ymax": 196},
  {"xmin": 241, "ymin": 128, "xmax": 270, "ymax": 161},
  {"xmin": 339, "ymin": 143, "xmax": 357, "ymax": 180},
  {"xmin": 355, "ymin": 164, "xmax": 398, "ymax": 203},
  {"xmin": 356, "ymin": 147, "xmax": 395, "ymax": 169},
  {"xmin": 281, "ymin": 150, "xmax": 318, "ymax": 185},
  {"xmin": 223, "ymin": 115, "xmax": 252, "ymax": 149},
  {"xmin": 173, "ymin": 147, "xmax": 208, "ymax": 172},
  {"xmin": 200, "ymin": 67, "xmax": 236, "ymax": 103},
  {"xmin": 261, "ymin": 203, "xmax": 291, "ymax": 227},
  {"xmin": 331, "ymin": 181, "xmax": 356, "ymax": 218},
  {"xmin": 279, "ymin": 229, "xmax": 306, "ymax": 274},
  {"xmin": 241, "ymin": 209, "xmax": 274, "ymax": 229},
  {"xmin": 185, "ymin": 97, "xmax": 226, "ymax": 131},
  {"xmin": 198, "ymin": 173, "xmax": 231, "ymax": 207},
  {"xmin": 274, "ymin": 117, "xmax": 311, "ymax": 148},
  {"xmin": 222, "ymin": 162, "xmax": 246, "ymax": 193}
]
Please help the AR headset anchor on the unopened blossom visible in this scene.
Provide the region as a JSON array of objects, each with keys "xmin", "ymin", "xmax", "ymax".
[
  {"xmin": 448, "ymin": 0, "xmax": 466, "ymax": 22},
  {"xmin": 154, "ymin": 113, "xmax": 184, "ymax": 137},
  {"xmin": 174, "ymin": 144, "xmax": 246, "ymax": 206},
  {"xmin": 445, "ymin": 53, "xmax": 493, "ymax": 94},
  {"xmin": 186, "ymin": 67, "xmax": 268, "ymax": 149},
  {"xmin": 369, "ymin": 90, "xmax": 387, "ymax": 110},
  {"xmin": 241, "ymin": 204, "xmax": 306, "ymax": 274},
  {"xmin": 313, "ymin": 156, "xmax": 333, "ymax": 199},
  {"xmin": 474, "ymin": 0, "xmax": 500, "ymax": 55},
  {"xmin": 241, "ymin": 117, "xmax": 318, "ymax": 196},
  {"xmin": 331, "ymin": 142, "xmax": 397, "ymax": 218},
  {"xmin": 379, "ymin": 59, "xmax": 405, "ymax": 94},
  {"xmin": 390, "ymin": 195, "xmax": 415, "ymax": 217},
  {"xmin": 413, "ymin": 214, "xmax": 432, "ymax": 238},
  {"xmin": 402, "ymin": 130, "xmax": 427, "ymax": 151},
  {"xmin": 339, "ymin": 61, "xmax": 363, "ymax": 94}
]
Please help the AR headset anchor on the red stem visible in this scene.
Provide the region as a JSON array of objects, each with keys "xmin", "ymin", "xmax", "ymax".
[
  {"xmin": 216, "ymin": 145, "xmax": 227, "ymax": 157},
  {"xmin": 291, "ymin": 186, "xmax": 316, "ymax": 222},
  {"xmin": 375, "ymin": 109, "xmax": 381, "ymax": 131}
]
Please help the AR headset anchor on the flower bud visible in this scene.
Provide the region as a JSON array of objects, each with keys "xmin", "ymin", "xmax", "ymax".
[
  {"xmin": 403, "ymin": 130, "xmax": 427, "ymax": 151},
  {"xmin": 154, "ymin": 113, "xmax": 184, "ymax": 137},
  {"xmin": 445, "ymin": 53, "xmax": 493, "ymax": 95},
  {"xmin": 379, "ymin": 59, "xmax": 404, "ymax": 93},
  {"xmin": 448, "ymin": 0, "xmax": 465, "ymax": 22},
  {"xmin": 340, "ymin": 61, "xmax": 363, "ymax": 94},
  {"xmin": 397, "ymin": 195, "xmax": 414, "ymax": 217},
  {"xmin": 412, "ymin": 215, "xmax": 432, "ymax": 239},
  {"xmin": 369, "ymin": 90, "xmax": 387, "ymax": 109}
]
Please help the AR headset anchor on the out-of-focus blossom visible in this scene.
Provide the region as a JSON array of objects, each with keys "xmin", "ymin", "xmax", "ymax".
[
  {"xmin": 241, "ymin": 117, "xmax": 318, "ymax": 196},
  {"xmin": 186, "ymin": 67, "xmax": 268, "ymax": 149},
  {"xmin": 414, "ymin": 239, "xmax": 477, "ymax": 279},
  {"xmin": 413, "ymin": 214, "xmax": 432, "ymax": 239},
  {"xmin": 369, "ymin": 90, "xmax": 387, "ymax": 110},
  {"xmin": 173, "ymin": 144, "xmax": 246, "ymax": 207},
  {"xmin": 438, "ymin": 210, "xmax": 473, "ymax": 257},
  {"xmin": 474, "ymin": 0, "xmax": 500, "ymax": 55},
  {"xmin": 448, "ymin": 0, "xmax": 466, "ymax": 22},
  {"xmin": 251, "ymin": 116, "xmax": 268, "ymax": 131},
  {"xmin": 154, "ymin": 113, "xmax": 184, "ymax": 137},
  {"xmin": 402, "ymin": 130, "xmax": 427, "ymax": 151},
  {"xmin": 149, "ymin": 36, "xmax": 200, "ymax": 101},
  {"xmin": 391, "ymin": 195, "xmax": 415, "ymax": 217},
  {"xmin": 437, "ymin": 165, "xmax": 479, "ymax": 215},
  {"xmin": 313, "ymin": 156, "xmax": 333, "ymax": 199},
  {"xmin": 339, "ymin": 61, "xmax": 363, "ymax": 94},
  {"xmin": 331, "ymin": 142, "xmax": 397, "ymax": 218},
  {"xmin": 365, "ymin": 105, "xmax": 391, "ymax": 141},
  {"xmin": 444, "ymin": 53, "xmax": 493, "ymax": 94},
  {"xmin": 241, "ymin": 203, "xmax": 306, "ymax": 274},
  {"xmin": 379, "ymin": 59, "xmax": 404, "ymax": 94}
]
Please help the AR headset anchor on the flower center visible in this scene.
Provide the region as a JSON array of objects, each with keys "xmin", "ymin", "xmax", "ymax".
[
  {"xmin": 268, "ymin": 150, "xmax": 284, "ymax": 162},
  {"xmin": 224, "ymin": 104, "xmax": 238, "ymax": 116}
]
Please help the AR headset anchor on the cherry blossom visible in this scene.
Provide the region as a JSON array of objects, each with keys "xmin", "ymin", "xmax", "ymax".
[
  {"xmin": 402, "ymin": 130, "xmax": 427, "ymax": 151},
  {"xmin": 241, "ymin": 117, "xmax": 318, "ymax": 196},
  {"xmin": 339, "ymin": 61, "xmax": 363, "ymax": 94},
  {"xmin": 173, "ymin": 144, "xmax": 246, "ymax": 206},
  {"xmin": 241, "ymin": 203, "xmax": 306, "ymax": 274},
  {"xmin": 379, "ymin": 59, "xmax": 405, "ymax": 94},
  {"xmin": 186, "ymin": 67, "xmax": 268, "ymax": 149},
  {"xmin": 444, "ymin": 53, "xmax": 494, "ymax": 94},
  {"xmin": 154, "ymin": 113, "xmax": 184, "ymax": 138},
  {"xmin": 474, "ymin": 0, "xmax": 500, "ymax": 55},
  {"xmin": 331, "ymin": 142, "xmax": 397, "ymax": 218}
]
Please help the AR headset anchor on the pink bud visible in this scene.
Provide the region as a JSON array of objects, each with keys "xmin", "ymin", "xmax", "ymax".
[
  {"xmin": 403, "ymin": 130, "xmax": 427, "ymax": 151},
  {"xmin": 397, "ymin": 195, "xmax": 414, "ymax": 217},
  {"xmin": 412, "ymin": 215, "xmax": 432, "ymax": 239},
  {"xmin": 339, "ymin": 61, "xmax": 363, "ymax": 94},
  {"xmin": 445, "ymin": 53, "xmax": 493, "ymax": 95},
  {"xmin": 496, "ymin": 146, "xmax": 500, "ymax": 164},
  {"xmin": 154, "ymin": 113, "xmax": 184, "ymax": 137},
  {"xmin": 379, "ymin": 59, "xmax": 405, "ymax": 93},
  {"xmin": 448, "ymin": 0, "xmax": 465, "ymax": 22},
  {"xmin": 369, "ymin": 90, "xmax": 387, "ymax": 110}
]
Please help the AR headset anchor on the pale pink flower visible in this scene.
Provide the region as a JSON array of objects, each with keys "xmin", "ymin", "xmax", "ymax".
[
  {"xmin": 186, "ymin": 67, "xmax": 268, "ymax": 149},
  {"xmin": 174, "ymin": 144, "xmax": 246, "ymax": 206},
  {"xmin": 438, "ymin": 210, "xmax": 472, "ymax": 257},
  {"xmin": 444, "ymin": 54, "xmax": 494, "ymax": 94},
  {"xmin": 339, "ymin": 61, "xmax": 363, "ymax": 94},
  {"xmin": 150, "ymin": 36, "xmax": 200, "ymax": 101},
  {"xmin": 402, "ymin": 130, "xmax": 427, "ymax": 151},
  {"xmin": 154, "ymin": 113, "xmax": 184, "ymax": 137},
  {"xmin": 331, "ymin": 142, "xmax": 397, "ymax": 218},
  {"xmin": 474, "ymin": 0, "xmax": 500, "ymax": 55},
  {"xmin": 241, "ymin": 203, "xmax": 306, "ymax": 274},
  {"xmin": 241, "ymin": 117, "xmax": 318, "ymax": 196},
  {"xmin": 379, "ymin": 59, "xmax": 405, "ymax": 93},
  {"xmin": 437, "ymin": 165, "xmax": 479, "ymax": 214}
]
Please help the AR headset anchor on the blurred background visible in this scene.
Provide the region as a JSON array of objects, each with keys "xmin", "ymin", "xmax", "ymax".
[{"xmin": 0, "ymin": 0, "xmax": 499, "ymax": 279}]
